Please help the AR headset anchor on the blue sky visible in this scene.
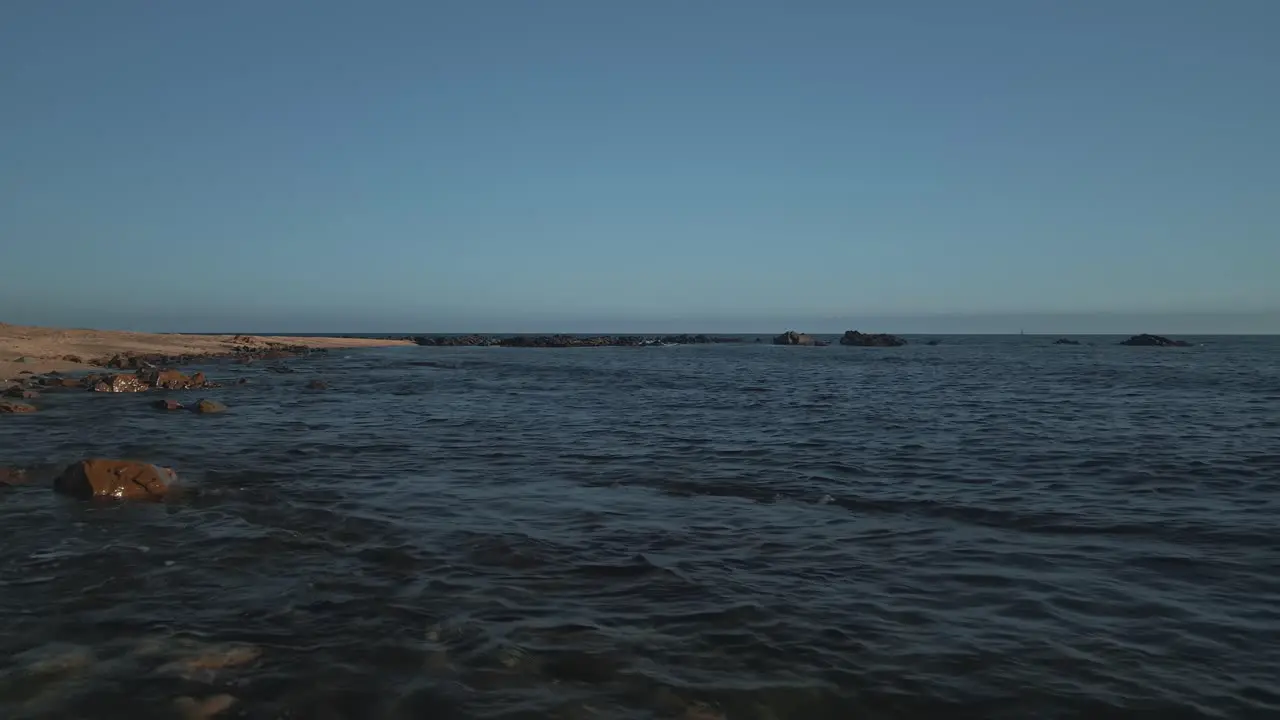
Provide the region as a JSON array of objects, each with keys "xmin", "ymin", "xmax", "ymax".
[{"xmin": 1, "ymin": 1, "xmax": 1277, "ymax": 333}]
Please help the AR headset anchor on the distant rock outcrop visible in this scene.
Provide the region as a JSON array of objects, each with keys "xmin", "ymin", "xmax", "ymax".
[
  {"xmin": 838, "ymin": 330, "xmax": 907, "ymax": 347},
  {"xmin": 772, "ymin": 330, "xmax": 818, "ymax": 346},
  {"xmin": 1053, "ymin": 338, "xmax": 1081, "ymax": 345},
  {"xmin": 1120, "ymin": 334, "xmax": 1192, "ymax": 347}
]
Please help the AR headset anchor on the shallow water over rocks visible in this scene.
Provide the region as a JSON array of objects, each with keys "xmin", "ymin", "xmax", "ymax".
[{"xmin": 1, "ymin": 335, "xmax": 1278, "ymax": 719}]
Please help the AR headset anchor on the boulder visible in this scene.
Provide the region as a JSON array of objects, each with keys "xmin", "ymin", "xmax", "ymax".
[
  {"xmin": 62, "ymin": 354, "xmax": 84, "ymax": 363},
  {"xmin": 839, "ymin": 330, "xmax": 907, "ymax": 347},
  {"xmin": 143, "ymin": 369, "xmax": 211, "ymax": 390},
  {"xmin": 0, "ymin": 400, "xmax": 37, "ymax": 413},
  {"xmin": 53, "ymin": 459, "xmax": 175, "ymax": 500},
  {"xmin": 4, "ymin": 387, "xmax": 38, "ymax": 399},
  {"xmin": 305, "ymin": 379, "xmax": 329, "ymax": 391},
  {"xmin": 0, "ymin": 467, "xmax": 29, "ymax": 486},
  {"xmin": 94, "ymin": 373, "xmax": 149, "ymax": 393},
  {"xmin": 193, "ymin": 399, "xmax": 227, "ymax": 414},
  {"xmin": 772, "ymin": 330, "xmax": 817, "ymax": 346},
  {"xmin": 1120, "ymin": 334, "xmax": 1192, "ymax": 347},
  {"xmin": 153, "ymin": 399, "xmax": 185, "ymax": 411}
]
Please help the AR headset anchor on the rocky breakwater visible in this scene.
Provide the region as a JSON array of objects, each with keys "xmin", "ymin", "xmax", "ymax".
[
  {"xmin": 53, "ymin": 459, "xmax": 176, "ymax": 501},
  {"xmin": 1120, "ymin": 334, "xmax": 1193, "ymax": 347},
  {"xmin": 413, "ymin": 334, "xmax": 743, "ymax": 348},
  {"xmin": 772, "ymin": 330, "xmax": 829, "ymax": 346},
  {"xmin": 839, "ymin": 330, "xmax": 908, "ymax": 347}
]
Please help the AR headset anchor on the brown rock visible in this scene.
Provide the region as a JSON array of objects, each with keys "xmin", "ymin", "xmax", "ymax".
[
  {"xmin": 0, "ymin": 467, "xmax": 29, "ymax": 486},
  {"xmin": 153, "ymin": 399, "xmax": 185, "ymax": 411},
  {"xmin": 772, "ymin": 330, "xmax": 817, "ymax": 346},
  {"xmin": 95, "ymin": 374, "xmax": 149, "ymax": 393},
  {"xmin": 173, "ymin": 694, "xmax": 237, "ymax": 720},
  {"xmin": 53, "ymin": 459, "xmax": 175, "ymax": 500},
  {"xmin": 0, "ymin": 400, "xmax": 37, "ymax": 413},
  {"xmin": 4, "ymin": 387, "xmax": 38, "ymax": 399},
  {"xmin": 62, "ymin": 354, "xmax": 84, "ymax": 363},
  {"xmin": 193, "ymin": 399, "xmax": 227, "ymax": 414},
  {"xmin": 51, "ymin": 377, "xmax": 82, "ymax": 388}
]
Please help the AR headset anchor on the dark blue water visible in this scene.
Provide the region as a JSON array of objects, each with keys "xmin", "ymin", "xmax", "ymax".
[{"xmin": 2, "ymin": 336, "xmax": 1278, "ymax": 719}]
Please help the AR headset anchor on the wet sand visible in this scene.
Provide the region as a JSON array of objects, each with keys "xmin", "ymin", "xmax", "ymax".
[{"xmin": 0, "ymin": 323, "xmax": 412, "ymax": 381}]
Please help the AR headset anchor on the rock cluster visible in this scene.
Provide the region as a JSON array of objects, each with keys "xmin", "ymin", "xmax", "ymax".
[
  {"xmin": 1120, "ymin": 334, "xmax": 1192, "ymax": 347},
  {"xmin": 838, "ymin": 330, "xmax": 908, "ymax": 347},
  {"xmin": 412, "ymin": 334, "xmax": 743, "ymax": 348}
]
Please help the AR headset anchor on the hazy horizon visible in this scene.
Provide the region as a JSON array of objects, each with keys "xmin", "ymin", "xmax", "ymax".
[
  {"xmin": 3, "ymin": 308, "xmax": 1279, "ymax": 336},
  {"xmin": 2, "ymin": 3, "xmax": 1276, "ymax": 328}
]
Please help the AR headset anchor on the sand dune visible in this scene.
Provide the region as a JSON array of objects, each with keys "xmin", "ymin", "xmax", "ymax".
[{"xmin": 0, "ymin": 323, "xmax": 412, "ymax": 381}]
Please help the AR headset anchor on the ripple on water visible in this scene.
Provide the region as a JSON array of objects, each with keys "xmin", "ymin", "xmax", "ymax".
[{"xmin": 2, "ymin": 338, "xmax": 1280, "ymax": 718}]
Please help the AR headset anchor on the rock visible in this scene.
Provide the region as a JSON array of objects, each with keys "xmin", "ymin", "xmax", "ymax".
[
  {"xmin": 0, "ymin": 467, "xmax": 30, "ymax": 486},
  {"xmin": 0, "ymin": 400, "xmax": 37, "ymax": 413},
  {"xmin": 236, "ymin": 378, "xmax": 250, "ymax": 385},
  {"xmin": 173, "ymin": 694, "xmax": 237, "ymax": 720},
  {"xmin": 1053, "ymin": 338, "xmax": 1081, "ymax": 345},
  {"xmin": 4, "ymin": 386, "xmax": 38, "ymax": 399},
  {"xmin": 45, "ymin": 377, "xmax": 82, "ymax": 388},
  {"xmin": 62, "ymin": 354, "xmax": 84, "ymax": 363},
  {"xmin": 144, "ymin": 369, "xmax": 210, "ymax": 390},
  {"xmin": 305, "ymin": 379, "xmax": 329, "ymax": 390},
  {"xmin": 94, "ymin": 373, "xmax": 149, "ymax": 393},
  {"xmin": 839, "ymin": 330, "xmax": 907, "ymax": 347},
  {"xmin": 1120, "ymin": 334, "xmax": 1192, "ymax": 347},
  {"xmin": 53, "ymin": 459, "xmax": 175, "ymax": 500},
  {"xmin": 153, "ymin": 399, "xmax": 185, "ymax": 411},
  {"xmin": 772, "ymin": 330, "xmax": 817, "ymax": 346},
  {"xmin": 926, "ymin": 339, "xmax": 941, "ymax": 346},
  {"xmin": 193, "ymin": 399, "xmax": 227, "ymax": 414}
]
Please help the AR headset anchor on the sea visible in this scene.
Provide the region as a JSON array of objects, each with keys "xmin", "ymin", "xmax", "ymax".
[{"xmin": 1, "ymin": 334, "xmax": 1277, "ymax": 720}]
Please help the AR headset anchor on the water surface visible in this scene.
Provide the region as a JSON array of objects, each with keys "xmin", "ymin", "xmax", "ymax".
[{"xmin": 2, "ymin": 335, "xmax": 1278, "ymax": 719}]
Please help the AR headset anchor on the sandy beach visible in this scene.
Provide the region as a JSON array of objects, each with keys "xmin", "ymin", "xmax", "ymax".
[{"xmin": 0, "ymin": 323, "xmax": 412, "ymax": 381}]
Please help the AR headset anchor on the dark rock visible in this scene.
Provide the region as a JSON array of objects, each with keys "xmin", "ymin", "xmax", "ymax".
[
  {"xmin": 926, "ymin": 340, "xmax": 941, "ymax": 346},
  {"xmin": 773, "ymin": 330, "xmax": 817, "ymax": 346},
  {"xmin": 1053, "ymin": 338, "xmax": 1081, "ymax": 345},
  {"xmin": 53, "ymin": 459, "xmax": 175, "ymax": 500},
  {"xmin": 143, "ymin": 369, "xmax": 211, "ymax": 390},
  {"xmin": 236, "ymin": 378, "xmax": 250, "ymax": 385},
  {"xmin": 152, "ymin": 399, "xmax": 185, "ymax": 411},
  {"xmin": 44, "ymin": 377, "xmax": 83, "ymax": 389},
  {"xmin": 4, "ymin": 387, "xmax": 38, "ymax": 399},
  {"xmin": 839, "ymin": 330, "xmax": 907, "ymax": 347},
  {"xmin": 0, "ymin": 467, "xmax": 29, "ymax": 486},
  {"xmin": 94, "ymin": 373, "xmax": 149, "ymax": 393},
  {"xmin": 0, "ymin": 400, "xmax": 37, "ymax": 413},
  {"xmin": 62, "ymin": 354, "xmax": 84, "ymax": 363},
  {"xmin": 305, "ymin": 379, "xmax": 329, "ymax": 391},
  {"xmin": 193, "ymin": 399, "xmax": 227, "ymax": 414},
  {"xmin": 1120, "ymin": 334, "xmax": 1192, "ymax": 347}
]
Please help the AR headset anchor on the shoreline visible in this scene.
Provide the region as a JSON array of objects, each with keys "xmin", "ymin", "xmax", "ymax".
[{"xmin": 0, "ymin": 323, "xmax": 413, "ymax": 382}]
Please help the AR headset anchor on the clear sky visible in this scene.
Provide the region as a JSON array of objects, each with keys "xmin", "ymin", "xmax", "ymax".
[{"xmin": 1, "ymin": 1, "xmax": 1277, "ymax": 333}]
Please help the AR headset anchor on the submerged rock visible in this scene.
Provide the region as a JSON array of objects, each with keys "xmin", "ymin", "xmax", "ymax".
[
  {"xmin": 839, "ymin": 330, "xmax": 907, "ymax": 347},
  {"xmin": 172, "ymin": 694, "xmax": 237, "ymax": 720},
  {"xmin": 1053, "ymin": 338, "xmax": 1081, "ymax": 345},
  {"xmin": 0, "ymin": 467, "xmax": 30, "ymax": 485},
  {"xmin": 0, "ymin": 400, "xmax": 37, "ymax": 413},
  {"xmin": 772, "ymin": 330, "xmax": 817, "ymax": 346},
  {"xmin": 193, "ymin": 399, "xmax": 227, "ymax": 414},
  {"xmin": 153, "ymin": 399, "xmax": 185, "ymax": 411},
  {"xmin": 4, "ymin": 386, "xmax": 38, "ymax": 399},
  {"xmin": 305, "ymin": 379, "xmax": 329, "ymax": 390},
  {"xmin": 1120, "ymin": 334, "xmax": 1192, "ymax": 347},
  {"xmin": 53, "ymin": 459, "xmax": 175, "ymax": 500}
]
